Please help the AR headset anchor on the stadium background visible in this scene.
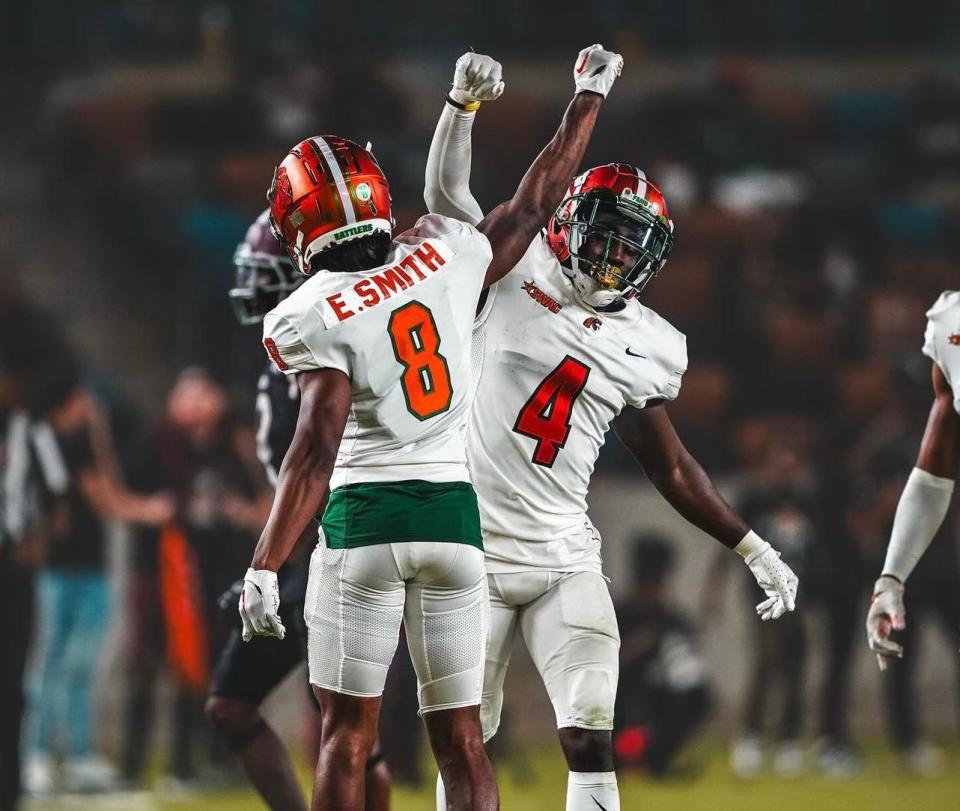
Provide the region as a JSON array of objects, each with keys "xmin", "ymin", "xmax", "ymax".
[{"xmin": 2, "ymin": 1, "xmax": 960, "ymax": 808}]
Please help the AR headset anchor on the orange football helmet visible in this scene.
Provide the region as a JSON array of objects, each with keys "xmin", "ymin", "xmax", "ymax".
[{"xmin": 267, "ymin": 136, "xmax": 393, "ymax": 275}]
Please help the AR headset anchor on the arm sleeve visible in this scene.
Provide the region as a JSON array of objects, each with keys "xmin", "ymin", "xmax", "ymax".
[
  {"xmin": 882, "ymin": 466, "xmax": 955, "ymax": 582},
  {"xmin": 423, "ymin": 104, "xmax": 484, "ymax": 226}
]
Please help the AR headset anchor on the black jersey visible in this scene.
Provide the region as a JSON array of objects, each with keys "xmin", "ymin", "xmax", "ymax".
[{"xmin": 255, "ymin": 364, "xmax": 300, "ymax": 485}]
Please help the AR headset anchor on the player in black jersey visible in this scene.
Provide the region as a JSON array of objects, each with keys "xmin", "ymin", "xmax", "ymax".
[{"xmin": 208, "ymin": 211, "xmax": 390, "ymax": 811}]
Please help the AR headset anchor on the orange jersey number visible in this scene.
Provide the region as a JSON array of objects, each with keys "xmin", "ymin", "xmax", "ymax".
[{"xmin": 388, "ymin": 301, "xmax": 453, "ymax": 420}]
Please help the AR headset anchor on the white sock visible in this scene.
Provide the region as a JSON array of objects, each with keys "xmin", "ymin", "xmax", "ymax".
[
  {"xmin": 566, "ymin": 771, "xmax": 620, "ymax": 811},
  {"xmin": 435, "ymin": 772, "xmax": 447, "ymax": 810}
]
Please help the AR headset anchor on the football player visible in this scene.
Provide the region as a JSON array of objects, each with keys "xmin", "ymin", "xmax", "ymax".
[
  {"xmin": 426, "ymin": 52, "xmax": 799, "ymax": 811},
  {"xmin": 866, "ymin": 291, "xmax": 960, "ymax": 670},
  {"xmin": 239, "ymin": 44, "xmax": 623, "ymax": 810},
  {"xmin": 208, "ymin": 211, "xmax": 390, "ymax": 811}
]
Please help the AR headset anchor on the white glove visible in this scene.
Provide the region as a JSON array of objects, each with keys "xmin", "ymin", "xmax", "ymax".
[
  {"xmin": 573, "ymin": 44, "xmax": 623, "ymax": 98},
  {"xmin": 735, "ymin": 532, "xmax": 798, "ymax": 621},
  {"xmin": 239, "ymin": 567, "xmax": 285, "ymax": 642},
  {"xmin": 866, "ymin": 575, "xmax": 906, "ymax": 671},
  {"xmin": 450, "ymin": 52, "xmax": 504, "ymax": 107}
]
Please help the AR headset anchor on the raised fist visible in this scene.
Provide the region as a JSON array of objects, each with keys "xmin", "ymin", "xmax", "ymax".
[
  {"xmin": 451, "ymin": 52, "xmax": 505, "ymax": 106},
  {"xmin": 573, "ymin": 44, "xmax": 623, "ymax": 98}
]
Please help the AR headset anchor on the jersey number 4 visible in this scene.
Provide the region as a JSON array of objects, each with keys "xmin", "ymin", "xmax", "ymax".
[
  {"xmin": 388, "ymin": 301, "xmax": 453, "ymax": 421},
  {"xmin": 513, "ymin": 356, "xmax": 591, "ymax": 467}
]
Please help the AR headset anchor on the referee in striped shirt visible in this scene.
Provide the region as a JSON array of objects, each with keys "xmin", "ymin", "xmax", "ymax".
[{"xmin": 0, "ymin": 362, "xmax": 68, "ymax": 811}]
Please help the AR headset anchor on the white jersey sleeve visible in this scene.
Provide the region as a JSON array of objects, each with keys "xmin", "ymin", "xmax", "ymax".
[
  {"xmin": 625, "ymin": 306, "xmax": 688, "ymax": 408},
  {"xmin": 922, "ymin": 290, "xmax": 960, "ymax": 414},
  {"xmin": 262, "ymin": 299, "xmax": 350, "ymax": 377}
]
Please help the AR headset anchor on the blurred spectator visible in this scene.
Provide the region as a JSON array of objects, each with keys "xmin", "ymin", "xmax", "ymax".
[
  {"xmin": 121, "ymin": 368, "xmax": 268, "ymax": 789},
  {"xmin": 613, "ymin": 535, "xmax": 710, "ymax": 778},
  {"xmin": 25, "ymin": 386, "xmax": 174, "ymax": 796},
  {"xmin": 708, "ymin": 429, "xmax": 817, "ymax": 778}
]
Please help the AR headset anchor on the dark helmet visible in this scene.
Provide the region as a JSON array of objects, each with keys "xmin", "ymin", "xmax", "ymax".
[{"xmin": 228, "ymin": 209, "xmax": 302, "ymax": 325}]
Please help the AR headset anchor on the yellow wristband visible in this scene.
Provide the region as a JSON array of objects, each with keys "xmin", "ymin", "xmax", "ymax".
[{"xmin": 445, "ymin": 95, "xmax": 481, "ymax": 112}]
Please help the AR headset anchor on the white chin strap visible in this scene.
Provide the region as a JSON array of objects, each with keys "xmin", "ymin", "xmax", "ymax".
[
  {"xmin": 568, "ymin": 269, "xmax": 622, "ymax": 308},
  {"xmin": 564, "ymin": 226, "xmax": 622, "ymax": 309}
]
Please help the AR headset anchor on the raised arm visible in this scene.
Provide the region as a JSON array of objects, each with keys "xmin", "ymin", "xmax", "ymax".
[
  {"xmin": 240, "ymin": 367, "xmax": 352, "ymax": 640},
  {"xmin": 614, "ymin": 403, "xmax": 798, "ymax": 621},
  {"xmin": 477, "ymin": 44, "xmax": 622, "ymax": 288},
  {"xmin": 424, "ymin": 52, "xmax": 504, "ymax": 225}
]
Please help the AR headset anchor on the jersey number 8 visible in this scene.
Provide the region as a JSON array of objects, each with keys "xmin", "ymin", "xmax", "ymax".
[{"xmin": 388, "ymin": 301, "xmax": 453, "ymax": 420}]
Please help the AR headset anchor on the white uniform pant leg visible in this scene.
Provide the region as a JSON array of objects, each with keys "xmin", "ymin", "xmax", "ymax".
[
  {"xmin": 520, "ymin": 571, "xmax": 620, "ymax": 731},
  {"xmin": 401, "ymin": 543, "xmax": 489, "ymax": 714},
  {"xmin": 303, "ymin": 543, "xmax": 405, "ymax": 697},
  {"xmin": 479, "ymin": 573, "xmax": 521, "ymax": 743}
]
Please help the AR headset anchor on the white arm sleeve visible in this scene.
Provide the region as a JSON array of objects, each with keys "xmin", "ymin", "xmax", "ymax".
[
  {"xmin": 882, "ymin": 466, "xmax": 955, "ymax": 582},
  {"xmin": 423, "ymin": 104, "xmax": 484, "ymax": 225}
]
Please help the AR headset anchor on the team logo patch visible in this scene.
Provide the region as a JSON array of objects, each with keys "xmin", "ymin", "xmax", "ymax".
[
  {"xmin": 270, "ymin": 166, "xmax": 293, "ymax": 211},
  {"xmin": 355, "ymin": 182, "xmax": 372, "ymax": 202},
  {"xmin": 522, "ymin": 280, "xmax": 562, "ymax": 314},
  {"xmin": 583, "ymin": 316, "xmax": 602, "ymax": 331},
  {"xmin": 263, "ymin": 337, "xmax": 289, "ymax": 371},
  {"xmin": 950, "ymin": 333, "xmax": 960, "ymax": 346}
]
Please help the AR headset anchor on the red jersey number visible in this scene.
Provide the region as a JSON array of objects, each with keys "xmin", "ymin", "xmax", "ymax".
[{"xmin": 513, "ymin": 356, "xmax": 591, "ymax": 467}]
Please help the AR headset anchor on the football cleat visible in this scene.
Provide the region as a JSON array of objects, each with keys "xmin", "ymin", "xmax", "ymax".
[{"xmin": 267, "ymin": 135, "xmax": 394, "ymax": 276}]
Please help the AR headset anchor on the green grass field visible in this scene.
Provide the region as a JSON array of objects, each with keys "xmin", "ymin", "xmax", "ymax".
[{"xmin": 26, "ymin": 743, "xmax": 960, "ymax": 811}]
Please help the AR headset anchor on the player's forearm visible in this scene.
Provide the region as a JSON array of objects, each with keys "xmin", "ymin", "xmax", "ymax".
[
  {"xmin": 424, "ymin": 103, "xmax": 484, "ymax": 225},
  {"xmin": 510, "ymin": 92, "xmax": 603, "ymax": 228},
  {"xmin": 250, "ymin": 443, "xmax": 333, "ymax": 571},
  {"xmin": 648, "ymin": 450, "xmax": 749, "ymax": 549}
]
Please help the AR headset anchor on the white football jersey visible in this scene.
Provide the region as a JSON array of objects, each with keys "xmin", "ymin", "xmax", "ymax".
[
  {"xmin": 263, "ymin": 214, "xmax": 491, "ymax": 489},
  {"xmin": 469, "ymin": 233, "xmax": 687, "ymax": 573},
  {"xmin": 922, "ymin": 290, "xmax": 960, "ymax": 415}
]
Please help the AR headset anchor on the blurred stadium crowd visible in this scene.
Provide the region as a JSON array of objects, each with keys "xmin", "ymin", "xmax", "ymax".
[{"xmin": 1, "ymin": 1, "xmax": 959, "ymax": 807}]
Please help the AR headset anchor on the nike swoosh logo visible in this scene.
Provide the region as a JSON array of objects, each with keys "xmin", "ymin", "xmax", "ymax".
[
  {"xmin": 625, "ymin": 347, "xmax": 646, "ymax": 358},
  {"xmin": 591, "ymin": 797, "xmax": 608, "ymax": 810}
]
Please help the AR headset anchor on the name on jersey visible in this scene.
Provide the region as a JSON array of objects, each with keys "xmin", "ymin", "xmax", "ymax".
[
  {"xmin": 323, "ymin": 239, "xmax": 453, "ymax": 324},
  {"xmin": 522, "ymin": 280, "xmax": 562, "ymax": 314}
]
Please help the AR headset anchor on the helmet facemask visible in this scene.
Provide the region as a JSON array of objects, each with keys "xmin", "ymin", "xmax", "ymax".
[
  {"xmin": 228, "ymin": 250, "xmax": 301, "ymax": 325},
  {"xmin": 558, "ymin": 190, "xmax": 674, "ymax": 308}
]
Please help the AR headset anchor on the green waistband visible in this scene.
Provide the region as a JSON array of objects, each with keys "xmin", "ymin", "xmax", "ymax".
[{"xmin": 321, "ymin": 479, "xmax": 482, "ymax": 550}]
